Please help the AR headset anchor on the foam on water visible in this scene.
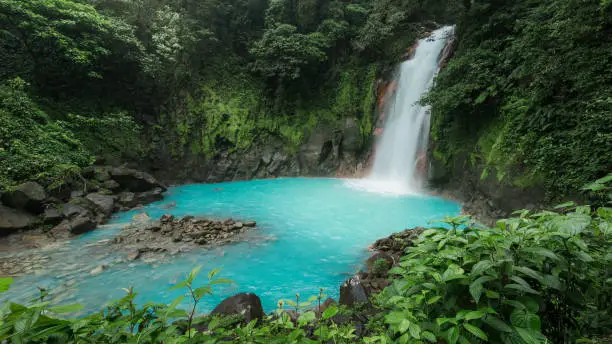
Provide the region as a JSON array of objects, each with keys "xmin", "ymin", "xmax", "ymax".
[{"xmin": 2, "ymin": 178, "xmax": 460, "ymax": 314}]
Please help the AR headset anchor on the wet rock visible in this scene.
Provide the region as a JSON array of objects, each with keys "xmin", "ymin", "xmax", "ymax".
[
  {"xmin": 118, "ymin": 192, "xmax": 136, "ymax": 208},
  {"xmin": 85, "ymin": 193, "xmax": 116, "ymax": 216},
  {"xmin": 366, "ymin": 252, "xmax": 394, "ymax": 276},
  {"xmin": 0, "ymin": 205, "xmax": 34, "ymax": 235},
  {"xmin": 110, "ymin": 167, "xmax": 167, "ymax": 192},
  {"xmin": 127, "ymin": 251, "xmax": 141, "ymax": 261},
  {"xmin": 211, "ymin": 293, "xmax": 264, "ymax": 323},
  {"xmin": 233, "ymin": 222, "xmax": 243, "ymax": 229},
  {"xmin": 1, "ymin": 181, "xmax": 46, "ymax": 214},
  {"xmin": 90, "ymin": 264, "xmax": 108, "ymax": 275},
  {"xmin": 132, "ymin": 212, "xmax": 151, "ymax": 224},
  {"xmin": 53, "ymin": 215, "xmax": 96, "ymax": 235},
  {"xmin": 339, "ymin": 275, "xmax": 369, "ymax": 306},
  {"xmin": 43, "ymin": 207, "xmax": 63, "ymax": 225},
  {"xmin": 341, "ymin": 117, "xmax": 361, "ymax": 153},
  {"xmin": 244, "ymin": 220, "xmax": 256, "ymax": 227},
  {"xmin": 134, "ymin": 188, "xmax": 164, "ymax": 205},
  {"xmin": 61, "ymin": 203, "xmax": 89, "ymax": 219}
]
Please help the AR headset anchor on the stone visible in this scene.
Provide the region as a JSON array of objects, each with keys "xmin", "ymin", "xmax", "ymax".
[
  {"xmin": 233, "ymin": 222, "xmax": 244, "ymax": 229},
  {"xmin": 110, "ymin": 167, "xmax": 167, "ymax": 192},
  {"xmin": 53, "ymin": 215, "xmax": 96, "ymax": 235},
  {"xmin": 85, "ymin": 193, "xmax": 116, "ymax": 216},
  {"xmin": 366, "ymin": 252, "xmax": 395, "ymax": 272},
  {"xmin": 211, "ymin": 293, "xmax": 264, "ymax": 323},
  {"xmin": 132, "ymin": 212, "xmax": 152, "ymax": 224},
  {"xmin": 339, "ymin": 275, "xmax": 369, "ymax": 306},
  {"xmin": 70, "ymin": 190, "xmax": 85, "ymax": 199},
  {"xmin": 127, "ymin": 251, "xmax": 141, "ymax": 261},
  {"xmin": 134, "ymin": 188, "xmax": 164, "ymax": 205},
  {"xmin": 43, "ymin": 207, "xmax": 63, "ymax": 225},
  {"xmin": 118, "ymin": 192, "xmax": 136, "ymax": 207},
  {"xmin": 243, "ymin": 221, "xmax": 256, "ymax": 227},
  {"xmin": 160, "ymin": 214, "xmax": 175, "ymax": 223},
  {"xmin": 90, "ymin": 264, "xmax": 108, "ymax": 275},
  {"xmin": 341, "ymin": 117, "xmax": 361, "ymax": 153},
  {"xmin": 0, "ymin": 205, "xmax": 34, "ymax": 235},
  {"xmin": 102, "ymin": 179, "xmax": 121, "ymax": 191},
  {"xmin": 1, "ymin": 181, "xmax": 47, "ymax": 214},
  {"xmin": 61, "ymin": 203, "xmax": 89, "ymax": 219}
]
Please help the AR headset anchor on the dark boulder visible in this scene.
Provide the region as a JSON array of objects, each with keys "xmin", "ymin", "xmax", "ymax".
[
  {"xmin": 61, "ymin": 203, "xmax": 90, "ymax": 219},
  {"xmin": 134, "ymin": 188, "xmax": 164, "ymax": 205},
  {"xmin": 85, "ymin": 193, "xmax": 116, "ymax": 216},
  {"xmin": 0, "ymin": 205, "xmax": 34, "ymax": 235},
  {"xmin": 110, "ymin": 167, "xmax": 167, "ymax": 192},
  {"xmin": 341, "ymin": 117, "xmax": 361, "ymax": 154},
  {"xmin": 211, "ymin": 293, "xmax": 264, "ymax": 323},
  {"xmin": 43, "ymin": 207, "xmax": 64, "ymax": 225},
  {"xmin": 53, "ymin": 214, "xmax": 96, "ymax": 235},
  {"xmin": 118, "ymin": 192, "xmax": 136, "ymax": 208},
  {"xmin": 366, "ymin": 251, "xmax": 395, "ymax": 276},
  {"xmin": 1, "ymin": 182, "xmax": 47, "ymax": 214},
  {"xmin": 102, "ymin": 179, "xmax": 121, "ymax": 191},
  {"xmin": 339, "ymin": 275, "xmax": 370, "ymax": 307}
]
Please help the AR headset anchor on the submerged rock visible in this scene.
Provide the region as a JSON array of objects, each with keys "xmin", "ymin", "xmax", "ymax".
[
  {"xmin": 90, "ymin": 264, "xmax": 108, "ymax": 275},
  {"xmin": 212, "ymin": 293, "xmax": 264, "ymax": 323}
]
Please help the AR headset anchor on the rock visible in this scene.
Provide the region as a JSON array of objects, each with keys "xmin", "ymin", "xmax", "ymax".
[
  {"xmin": 134, "ymin": 188, "xmax": 164, "ymax": 205},
  {"xmin": 102, "ymin": 179, "xmax": 121, "ymax": 191},
  {"xmin": 1, "ymin": 181, "xmax": 47, "ymax": 214},
  {"xmin": 315, "ymin": 298, "xmax": 337, "ymax": 315},
  {"xmin": 0, "ymin": 205, "xmax": 34, "ymax": 235},
  {"xmin": 341, "ymin": 117, "xmax": 361, "ymax": 153},
  {"xmin": 366, "ymin": 252, "xmax": 395, "ymax": 274},
  {"xmin": 149, "ymin": 221, "xmax": 161, "ymax": 232},
  {"xmin": 110, "ymin": 167, "xmax": 167, "ymax": 192},
  {"xmin": 85, "ymin": 193, "xmax": 116, "ymax": 216},
  {"xmin": 118, "ymin": 192, "xmax": 136, "ymax": 208},
  {"xmin": 43, "ymin": 207, "xmax": 63, "ymax": 225},
  {"xmin": 244, "ymin": 221, "xmax": 257, "ymax": 227},
  {"xmin": 132, "ymin": 212, "xmax": 151, "ymax": 224},
  {"xmin": 90, "ymin": 264, "xmax": 108, "ymax": 275},
  {"xmin": 233, "ymin": 222, "xmax": 243, "ymax": 229},
  {"xmin": 53, "ymin": 215, "xmax": 96, "ymax": 235},
  {"xmin": 339, "ymin": 275, "xmax": 369, "ymax": 306},
  {"xmin": 61, "ymin": 203, "xmax": 89, "ymax": 219},
  {"xmin": 70, "ymin": 190, "xmax": 85, "ymax": 199},
  {"xmin": 127, "ymin": 251, "xmax": 141, "ymax": 261},
  {"xmin": 211, "ymin": 293, "xmax": 264, "ymax": 323}
]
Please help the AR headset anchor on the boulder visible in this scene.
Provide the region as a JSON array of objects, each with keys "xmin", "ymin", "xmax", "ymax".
[
  {"xmin": 43, "ymin": 207, "xmax": 63, "ymax": 225},
  {"xmin": 1, "ymin": 182, "xmax": 47, "ymax": 214},
  {"xmin": 102, "ymin": 179, "xmax": 121, "ymax": 191},
  {"xmin": 341, "ymin": 117, "xmax": 361, "ymax": 153},
  {"xmin": 118, "ymin": 192, "xmax": 136, "ymax": 208},
  {"xmin": 110, "ymin": 167, "xmax": 167, "ymax": 192},
  {"xmin": 0, "ymin": 205, "xmax": 34, "ymax": 235},
  {"xmin": 90, "ymin": 264, "xmax": 108, "ymax": 275},
  {"xmin": 211, "ymin": 293, "xmax": 265, "ymax": 323},
  {"xmin": 244, "ymin": 220, "xmax": 257, "ymax": 228},
  {"xmin": 132, "ymin": 212, "xmax": 151, "ymax": 224},
  {"xmin": 61, "ymin": 203, "xmax": 89, "ymax": 219},
  {"xmin": 134, "ymin": 188, "xmax": 164, "ymax": 205},
  {"xmin": 339, "ymin": 275, "xmax": 369, "ymax": 306},
  {"xmin": 366, "ymin": 251, "xmax": 395, "ymax": 275},
  {"xmin": 85, "ymin": 193, "xmax": 116, "ymax": 216},
  {"xmin": 53, "ymin": 215, "xmax": 96, "ymax": 235}
]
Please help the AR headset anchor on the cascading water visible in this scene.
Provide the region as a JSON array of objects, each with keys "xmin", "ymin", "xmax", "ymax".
[{"xmin": 350, "ymin": 26, "xmax": 454, "ymax": 194}]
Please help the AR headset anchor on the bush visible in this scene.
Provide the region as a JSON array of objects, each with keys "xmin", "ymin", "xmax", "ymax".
[{"xmin": 373, "ymin": 207, "xmax": 612, "ymax": 343}]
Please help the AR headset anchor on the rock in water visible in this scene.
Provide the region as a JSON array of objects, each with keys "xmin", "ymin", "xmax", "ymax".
[
  {"xmin": 0, "ymin": 205, "xmax": 34, "ymax": 235},
  {"xmin": 1, "ymin": 181, "xmax": 47, "ymax": 214},
  {"xmin": 244, "ymin": 221, "xmax": 257, "ymax": 227},
  {"xmin": 110, "ymin": 167, "xmax": 167, "ymax": 192},
  {"xmin": 127, "ymin": 251, "xmax": 141, "ymax": 261},
  {"xmin": 339, "ymin": 275, "xmax": 369, "ymax": 306},
  {"xmin": 53, "ymin": 215, "xmax": 96, "ymax": 235},
  {"xmin": 132, "ymin": 212, "xmax": 151, "ymax": 224},
  {"xmin": 90, "ymin": 264, "xmax": 108, "ymax": 275},
  {"xmin": 211, "ymin": 293, "xmax": 264, "ymax": 323}
]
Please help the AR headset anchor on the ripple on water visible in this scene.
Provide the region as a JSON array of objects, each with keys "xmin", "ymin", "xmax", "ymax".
[{"xmin": 1, "ymin": 178, "xmax": 460, "ymax": 314}]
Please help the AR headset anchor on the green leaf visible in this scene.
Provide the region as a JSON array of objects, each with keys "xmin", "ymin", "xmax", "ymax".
[
  {"xmin": 520, "ymin": 248, "xmax": 560, "ymax": 261},
  {"xmin": 427, "ymin": 296, "xmax": 442, "ymax": 304},
  {"xmin": 465, "ymin": 310, "xmax": 486, "ymax": 321},
  {"xmin": 505, "ymin": 283, "xmax": 539, "ymax": 295},
  {"xmin": 422, "ymin": 331, "xmax": 436, "ymax": 342},
  {"xmin": 408, "ymin": 323, "xmax": 421, "ymax": 339},
  {"xmin": 483, "ymin": 316, "xmax": 513, "ymax": 332},
  {"xmin": 511, "ymin": 311, "xmax": 541, "ymax": 331},
  {"xmin": 485, "ymin": 290, "xmax": 500, "ymax": 299},
  {"xmin": 322, "ymin": 305, "xmax": 338, "ymax": 320},
  {"xmin": 193, "ymin": 286, "xmax": 213, "ymax": 299},
  {"xmin": 447, "ymin": 326, "xmax": 460, "ymax": 344},
  {"xmin": 207, "ymin": 267, "xmax": 221, "ymax": 280},
  {"xmin": 575, "ymin": 251, "xmax": 594, "ymax": 262},
  {"xmin": 463, "ymin": 323, "xmax": 488, "ymax": 341},
  {"xmin": 471, "ymin": 260, "xmax": 494, "ymax": 276},
  {"xmin": 437, "ymin": 317, "xmax": 457, "ymax": 326},
  {"xmin": 0, "ymin": 278, "xmax": 13, "ymax": 293},
  {"xmin": 47, "ymin": 304, "xmax": 84, "ymax": 314},
  {"xmin": 210, "ymin": 278, "xmax": 234, "ymax": 285},
  {"xmin": 298, "ymin": 311, "xmax": 316, "ymax": 325},
  {"xmin": 470, "ymin": 276, "xmax": 494, "ymax": 303},
  {"xmin": 554, "ymin": 201, "xmax": 575, "ymax": 209},
  {"xmin": 169, "ymin": 280, "xmax": 189, "ymax": 291}
]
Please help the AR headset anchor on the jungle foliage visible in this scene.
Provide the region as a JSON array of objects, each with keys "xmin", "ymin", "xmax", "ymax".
[{"xmin": 426, "ymin": 0, "xmax": 612, "ymax": 198}]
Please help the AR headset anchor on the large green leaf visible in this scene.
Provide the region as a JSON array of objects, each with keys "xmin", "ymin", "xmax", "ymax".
[
  {"xmin": 47, "ymin": 304, "xmax": 84, "ymax": 314},
  {"xmin": 510, "ymin": 310, "xmax": 541, "ymax": 331},
  {"xmin": 483, "ymin": 316, "xmax": 513, "ymax": 332},
  {"xmin": 0, "ymin": 278, "xmax": 13, "ymax": 293},
  {"xmin": 471, "ymin": 260, "xmax": 495, "ymax": 276},
  {"xmin": 463, "ymin": 323, "xmax": 488, "ymax": 341}
]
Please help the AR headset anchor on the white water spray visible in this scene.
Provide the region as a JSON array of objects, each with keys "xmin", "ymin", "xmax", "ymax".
[{"xmin": 349, "ymin": 26, "xmax": 454, "ymax": 195}]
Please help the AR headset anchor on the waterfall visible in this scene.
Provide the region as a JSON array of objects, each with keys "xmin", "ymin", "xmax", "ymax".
[{"xmin": 348, "ymin": 26, "xmax": 454, "ymax": 195}]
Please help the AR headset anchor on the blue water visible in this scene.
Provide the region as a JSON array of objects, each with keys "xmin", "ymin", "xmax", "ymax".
[{"xmin": 2, "ymin": 178, "xmax": 460, "ymax": 314}]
